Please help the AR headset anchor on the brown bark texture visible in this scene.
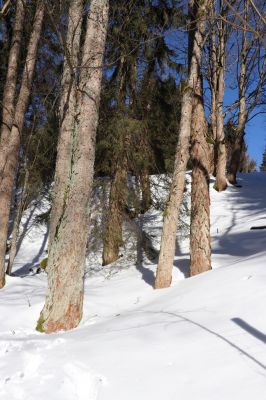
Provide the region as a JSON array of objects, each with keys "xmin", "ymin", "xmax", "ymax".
[
  {"xmin": 154, "ymin": 0, "xmax": 211, "ymax": 289},
  {"xmin": 102, "ymin": 159, "xmax": 128, "ymax": 266},
  {"xmin": 37, "ymin": 0, "xmax": 109, "ymax": 333},
  {"xmin": 190, "ymin": 75, "xmax": 211, "ymax": 276},
  {"xmin": 140, "ymin": 168, "xmax": 152, "ymax": 214},
  {"xmin": 0, "ymin": 0, "xmax": 25, "ymax": 143},
  {"xmin": 48, "ymin": 0, "xmax": 84, "ymax": 245},
  {"xmin": 0, "ymin": 1, "xmax": 44, "ymax": 288}
]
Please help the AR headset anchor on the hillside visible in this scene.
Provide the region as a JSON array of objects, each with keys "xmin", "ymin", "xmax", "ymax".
[{"xmin": 0, "ymin": 173, "xmax": 266, "ymax": 400}]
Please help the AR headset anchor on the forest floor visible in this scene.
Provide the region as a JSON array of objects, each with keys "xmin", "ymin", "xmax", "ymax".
[{"xmin": 0, "ymin": 173, "xmax": 266, "ymax": 400}]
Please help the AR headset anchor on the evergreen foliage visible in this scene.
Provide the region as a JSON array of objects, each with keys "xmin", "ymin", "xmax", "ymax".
[{"xmin": 260, "ymin": 147, "xmax": 266, "ymax": 172}]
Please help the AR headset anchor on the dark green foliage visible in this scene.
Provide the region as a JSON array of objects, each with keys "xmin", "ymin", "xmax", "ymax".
[
  {"xmin": 96, "ymin": 0, "xmax": 183, "ymax": 177},
  {"xmin": 260, "ymin": 147, "xmax": 266, "ymax": 172}
]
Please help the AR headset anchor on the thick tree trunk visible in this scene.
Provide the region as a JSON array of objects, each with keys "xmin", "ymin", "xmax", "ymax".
[
  {"xmin": 154, "ymin": 0, "xmax": 210, "ymax": 289},
  {"xmin": 0, "ymin": 0, "xmax": 25, "ymax": 142},
  {"xmin": 102, "ymin": 159, "xmax": 128, "ymax": 266},
  {"xmin": 190, "ymin": 76, "xmax": 211, "ymax": 276},
  {"xmin": 48, "ymin": 0, "xmax": 83, "ymax": 244},
  {"xmin": 0, "ymin": 1, "xmax": 44, "ymax": 288},
  {"xmin": 37, "ymin": 0, "xmax": 109, "ymax": 333}
]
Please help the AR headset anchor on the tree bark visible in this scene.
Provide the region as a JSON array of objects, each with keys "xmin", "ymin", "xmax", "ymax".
[
  {"xmin": 48, "ymin": 0, "xmax": 84, "ymax": 245},
  {"xmin": 214, "ymin": 0, "xmax": 227, "ymax": 191},
  {"xmin": 154, "ymin": 0, "xmax": 210, "ymax": 289},
  {"xmin": 37, "ymin": 0, "xmax": 109, "ymax": 333},
  {"xmin": 0, "ymin": 1, "xmax": 44, "ymax": 288},
  {"xmin": 102, "ymin": 158, "xmax": 128, "ymax": 266},
  {"xmin": 0, "ymin": 0, "xmax": 25, "ymax": 143},
  {"xmin": 190, "ymin": 75, "xmax": 211, "ymax": 276},
  {"xmin": 140, "ymin": 168, "xmax": 152, "ymax": 214},
  {"xmin": 209, "ymin": 4, "xmax": 218, "ymax": 176}
]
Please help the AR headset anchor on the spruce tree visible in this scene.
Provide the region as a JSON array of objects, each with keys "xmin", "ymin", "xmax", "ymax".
[{"xmin": 260, "ymin": 147, "xmax": 266, "ymax": 172}]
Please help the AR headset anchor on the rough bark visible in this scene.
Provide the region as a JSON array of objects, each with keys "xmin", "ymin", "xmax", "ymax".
[
  {"xmin": 48, "ymin": 0, "xmax": 84, "ymax": 244},
  {"xmin": 154, "ymin": 0, "xmax": 210, "ymax": 289},
  {"xmin": 190, "ymin": 75, "xmax": 211, "ymax": 276},
  {"xmin": 0, "ymin": 1, "xmax": 44, "ymax": 288},
  {"xmin": 102, "ymin": 158, "xmax": 128, "ymax": 266},
  {"xmin": 37, "ymin": 0, "xmax": 109, "ymax": 333},
  {"xmin": 0, "ymin": 0, "xmax": 25, "ymax": 143}
]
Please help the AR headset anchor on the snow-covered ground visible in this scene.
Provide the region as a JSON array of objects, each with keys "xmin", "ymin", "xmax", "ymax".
[{"xmin": 0, "ymin": 173, "xmax": 266, "ymax": 400}]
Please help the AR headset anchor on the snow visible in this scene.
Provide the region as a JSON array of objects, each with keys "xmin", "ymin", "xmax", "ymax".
[{"xmin": 1, "ymin": 173, "xmax": 266, "ymax": 400}]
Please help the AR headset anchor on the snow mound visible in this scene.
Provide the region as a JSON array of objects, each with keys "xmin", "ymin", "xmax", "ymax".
[{"xmin": 0, "ymin": 173, "xmax": 266, "ymax": 400}]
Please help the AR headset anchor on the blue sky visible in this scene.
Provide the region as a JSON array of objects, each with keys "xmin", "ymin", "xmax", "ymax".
[{"xmin": 245, "ymin": 114, "xmax": 266, "ymax": 168}]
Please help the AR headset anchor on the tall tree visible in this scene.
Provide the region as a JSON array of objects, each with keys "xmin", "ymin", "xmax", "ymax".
[
  {"xmin": 227, "ymin": 0, "xmax": 266, "ymax": 184},
  {"xmin": 209, "ymin": 0, "xmax": 228, "ymax": 191},
  {"xmin": 101, "ymin": 0, "xmax": 181, "ymax": 266},
  {"xmin": 37, "ymin": 0, "xmax": 109, "ymax": 333},
  {"xmin": 189, "ymin": 0, "xmax": 211, "ymax": 275},
  {"xmin": 155, "ymin": 0, "xmax": 211, "ymax": 289},
  {"xmin": 0, "ymin": 0, "xmax": 44, "ymax": 288}
]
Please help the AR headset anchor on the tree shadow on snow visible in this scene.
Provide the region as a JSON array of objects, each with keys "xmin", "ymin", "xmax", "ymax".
[
  {"xmin": 212, "ymin": 174, "xmax": 266, "ymax": 260},
  {"xmin": 14, "ymin": 229, "xmax": 48, "ymax": 277},
  {"xmin": 231, "ymin": 318, "xmax": 266, "ymax": 344}
]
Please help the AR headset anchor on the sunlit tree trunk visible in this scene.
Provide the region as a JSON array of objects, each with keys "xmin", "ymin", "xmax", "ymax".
[
  {"xmin": 190, "ymin": 74, "xmax": 211, "ymax": 275},
  {"xmin": 48, "ymin": 0, "xmax": 83, "ymax": 245},
  {"xmin": 0, "ymin": 0, "xmax": 25, "ymax": 143},
  {"xmin": 0, "ymin": 1, "xmax": 44, "ymax": 288},
  {"xmin": 155, "ymin": 0, "xmax": 210, "ymax": 289},
  {"xmin": 37, "ymin": 0, "xmax": 109, "ymax": 333},
  {"xmin": 214, "ymin": 0, "xmax": 227, "ymax": 191}
]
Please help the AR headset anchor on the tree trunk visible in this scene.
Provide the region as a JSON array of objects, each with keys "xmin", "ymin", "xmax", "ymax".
[
  {"xmin": 154, "ymin": 0, "xmax": 210, "ymax": 289},
  {"xmin": 0, "ymin": 0, "xmax": 25, "ymax": 143},
  {"xmin": 48, "ymin": 0, "xmax": 84, "ymax": 244},
  {"xmin": 214, "ymin": 0, "xmax": 227, "ymax": 191},
  {"xmin": 140, "ymin": 168, "xmax": 152, "ymax": 214},
  {"xmin": 209, "ymin": 4, "xmax": 217, "ymax": 176},
  {"xmin": 6, "ymin": 167, "xmax": 29, "ymax": 275},
  {"xmin": 227, "ymin": 126, "xmax": 245, "ymax": 184},
  {"xmin": 190, "ymin": 75, "xmax": 211, "ymax": 276},
  {"xmin": 227, "ymin": 0, "xmax": 247, "ymax": 185},
  {"xmin": 37, "ymin": 0, "xmax": 109, "ymax": 333},
  {"xmin": 102, "ymin": 159, "xmax": 128, "ymax": 266},
  {"xmin": 0, "ymin": 1, "xmax": 44, "ymax": 288}
]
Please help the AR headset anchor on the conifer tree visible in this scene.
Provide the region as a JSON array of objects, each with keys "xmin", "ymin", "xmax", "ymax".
[{"xmin": 260, "ymin": 147, "xmax": 266, "ymax": 171}]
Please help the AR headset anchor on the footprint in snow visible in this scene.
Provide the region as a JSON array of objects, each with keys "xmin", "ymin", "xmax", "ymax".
[{"xmin": 63, "ymin": 362, "xmax": 105, "ymax": 400}]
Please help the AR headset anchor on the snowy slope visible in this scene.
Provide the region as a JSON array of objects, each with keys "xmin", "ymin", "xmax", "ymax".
[{"xmin": 0, "ymin": 173, "xmax": 266, "ymax": 400}]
